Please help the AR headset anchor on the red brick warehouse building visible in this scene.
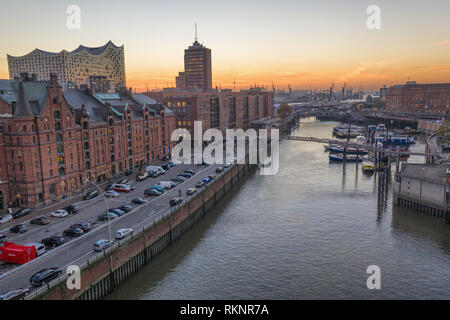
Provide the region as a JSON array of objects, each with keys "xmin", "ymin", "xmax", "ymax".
[
  {"xmin": 384, "ymin": 81, "xmax": 450, "ymax": 115},
  {"xmin": 0, "ymin": 73, "xmax": 176, "ymax": 210}
]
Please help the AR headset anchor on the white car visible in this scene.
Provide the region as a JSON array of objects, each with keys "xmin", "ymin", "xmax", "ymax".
[
  {"xmin": 115, "ymin": 228, "xmax": 133, "ymax": 239},
  {"xmin": 0, "ymin": 214, "xmax": 13, "ymax": 224},
  {"xmin": 50, "ymin": 209, "xmax": 68, "ymax": 218},
  {"xmin": 25, "ymin": 243, "xmax": 46, "ymax": 256},
  {"xmin": 105, "ymin": 190, "xmax": 120, "ymax": 198}
]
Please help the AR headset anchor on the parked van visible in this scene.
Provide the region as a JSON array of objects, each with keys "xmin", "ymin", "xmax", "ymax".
[
  {"xmin": 136, "ymin": 171, "xmax": 149, "ymax": 182},
  {"xmin": 112, "ymin": 184, "xmax": 131, "ymax": 193},
  {"xmin": 146, "ymin": 166, "xmax": 165, "ymax": 175},
  {"xmin": 25, "ymin": 243, "xmax": 45, "ymax": 256},
  {"xmin": 158, "ymin": 181, "xmax": 176, "ymax": 189}
]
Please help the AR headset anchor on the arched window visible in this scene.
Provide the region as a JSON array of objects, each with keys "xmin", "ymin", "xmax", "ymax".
[
  {"xmin": 59, "ymin": 167, "xmax": 65, "ymax": 176},
  {"xmin": 55, "ymin": 122, "xmax": 61, "ymax": 131},
  {"xmin": 83, "ymin": 121, "xmax": 88, "ymax": 130},
  {"xmin": 54, "ymin": 110, "xmax": 61, "ymax": 119},
  {"xmin": 22, "ymin": 125, "xmax": 27, "ymax": 132},
  {"xmin": 109, "ymin": 119, "xmax": 113, "ymax": 126},
  {"xmin": 84, "ymin": 142, "xmax": 89, "ymax": 150}
]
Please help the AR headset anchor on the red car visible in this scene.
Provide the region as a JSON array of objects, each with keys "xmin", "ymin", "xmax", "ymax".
[{"xmin": 112, "ymin": 184, "xmax": 131, "ymax": 193}]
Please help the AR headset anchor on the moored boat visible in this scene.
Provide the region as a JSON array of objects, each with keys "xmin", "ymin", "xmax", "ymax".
[
  {"xmin": 329, "ymin": 154, "xmax": 363, "ymax": 162},
  {"xmin": 361, "ymin": 161, "xmax": 375, "ymax": 174}
]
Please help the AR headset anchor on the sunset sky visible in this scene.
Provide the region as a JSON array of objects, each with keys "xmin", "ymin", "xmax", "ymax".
[{"xmin": 0, "ymin": 0, "xmax": 449, "ymax": 92}]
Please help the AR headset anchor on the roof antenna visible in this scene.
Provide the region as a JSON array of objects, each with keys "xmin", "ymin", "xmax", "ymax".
[{"xmin": 195, "ymin": 22, "xmax": 198, "ymax": 42}]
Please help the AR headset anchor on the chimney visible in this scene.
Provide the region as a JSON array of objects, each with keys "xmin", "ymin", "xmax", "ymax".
[{"xmin": 50, "ymin": 73, "xmax": 58, "ymax": 87}]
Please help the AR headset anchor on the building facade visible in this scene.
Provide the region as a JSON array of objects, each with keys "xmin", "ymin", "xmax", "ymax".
[
  {"xmin": 0, "ymin": 73, "xmax": 175, "ymax": 210},
  {"xmin": 183, "ymin": 41, "xmax": 212, "ymax": 90},
  {"xmin": 7, "ymin": 41, "xmax": 126, "ymax": 91},
  {"xmin": 145, "ymin": 88, "xmax": 274, "ymax": 135},
  {"xmin": 385, "ymin": 81, "xmax": 450, "ymax": 115}
]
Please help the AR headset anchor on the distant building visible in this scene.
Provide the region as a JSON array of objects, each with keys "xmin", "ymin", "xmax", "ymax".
[
  {"xmin": 7, "ymin": 41, "xmax": 126, "ymax": 91},
  {"xmin": 175, "ymin": 72, "xmax": 185, "ymax": 90},
  {"xmin": 385, "ymin": 82, "xmax": 450, "ymax": 114},
  {"xmin": 0, "ymin": 73, "xmax": 174, "ymax": 209},
  {"xmin": 145, "ymin": 89, "xmax": 274, "ymax": 135},
  {"xmin": 183, "ymin": 40, "xmax": 212, "ymax": 90}
]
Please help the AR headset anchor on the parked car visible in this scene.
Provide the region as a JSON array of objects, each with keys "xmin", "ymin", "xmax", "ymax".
[
  {"xmin": 93, "ymin": 239, "xmax": 114, "ymax": 252},
  {"xmin": 115, "ymin": 228, "xmax": 133, "ymax": 239},
  {"xmin": 185, "ymin": 169, "xmax": 196, "ymax": 175},
  {"xmin": 50, "ymin": 209, "xmax": 69, "ymax": 218},
  {"xmin": 118, "ymin": 205, "xmax": 133, "ymax": 213},
  {"xmin": 151, "ymin": 185, "xmax": 165, "ymax": 193},
  {"xmin": 132, "ymin": 197, "xmax": 148, "ymax": 205},
  {"xmin": 98, "ymin": 212, "xmax": 118, "ymax": 221},
  {"xmin": 178, "ymin": 172, "xmax": 192, "ymax": 178},
  {"xmin": 167, "ymin": 162, "xmax": 176, "ymax": 168},
  {"xmin": 105, "ymin": 190, "xmax": 120, "ymax": 198},
  {"xmin": 41, "ymin": 236, "xmax": 65, "ymax": 248},
  {"xmin": 0, "ymin": 288, "xmax": 30, "ymax": 300},
  {"xmin": 224, "ymin": 163, "xmax": 231, "ymax": 168},
  {"xmin": 161, "ymin": 164, "xmax": 170, "ymax": 171},
  {"xmin": 30, "ymin": 268, "xmax": 61, "ymax": 286},
  {"xmin": 112, "ymin": 184, "xmax": 131, "ymax": 193},
  {"xmin": 109, "ymin": 208, "xmax": 126, "ymax": 216},
  {"xmin": 161, "ymin": 155, "xmax": 171, "ymax": 161},
  {"xmin": 83, "ymin": 190, "xmax": 99, "ymax": 201},
  {"xmin": 215, "ymin": 167, "xmax": 223, "ymax": 173},
  {"xmin": 64, "ymin": 205, "xmax": 78, "ymax": 214},
  {"xmin": 148, "ymin": 170, "xmax": 160, "ymax": 178},
  {"xmin": 12, "ymin": 208, "xmax": 31, "ymax": 219},
  {"xmin": 172, "ymin": 176, "xmax": 186, "ymax": 183},
  {"xmin": 158, "ymin": 181, "xmax": 176, "ymax": 189},
  {"xmin": 71, "ymin": 222, "xmax": 90, "ymax": 233},
  {"xmin": 170, "ymin": 197, "xmax": 183, "ymax": 206},
  {"xmin": 63, "ymin": 227, "xmax": 84, "ymax": 238},
  {"xmin": 186, "ymin": 188, "xmax": 197, "ymax": 195},
  {"xmin": 195, "ymin": 181, "xmax": 205, "ymax": 188},
  {"xmin": 105, "ymin": 184, "xmax": 114, "ymax": 191},
  {"xmin": 202, "ymin": 177, "xmax": 212, "ymax": 184},
  {"xmin": 0, "ymin": 234, "xmax": 7, "ymax": 242},
  {"xmin": 208, "ymin": 175, "xmax": 216, "ymax": 180},
  {"xmin": 30, "ymin": 216, "xmax": 50, "ymax": 225},
  {"xmin": 144, "ymin": 188, "xmax": 162, "ymax": 197},
  {"xmin": 25, "ymin": 243, "xmax": 45, "ymax": 256},
  {"xmin": 0, "ymin": 214, "xmax": 13, "ymax": 224},
  {"xmin": 10, "ymin": 224, "xmax": 28, "ymax": 234},
  {"xmin": 136, "ymin": 171, "xmax": 149, "ymax": 182}
]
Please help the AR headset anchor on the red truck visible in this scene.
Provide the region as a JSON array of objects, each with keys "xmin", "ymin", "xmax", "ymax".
[{"xmin": 0, "ymin": 242, "xmax": 37, "ymax": 264}]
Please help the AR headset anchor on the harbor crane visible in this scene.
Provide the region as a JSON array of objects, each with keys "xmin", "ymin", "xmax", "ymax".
[
  {"xmin": 341, "ymin": 82, "xmax": 347, "ymax": 100},
  {"xmin": 329, "ymin": 83, "xmax": 334, "ymax": 100}
]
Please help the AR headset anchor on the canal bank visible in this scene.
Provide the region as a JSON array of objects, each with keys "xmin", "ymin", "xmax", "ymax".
[{"xmin": 33, "ymin": 163, "xmax": 256, "ymax": 300}]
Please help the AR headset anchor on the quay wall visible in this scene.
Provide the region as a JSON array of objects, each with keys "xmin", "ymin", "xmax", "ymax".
[{"xmin": 33, "ymin": 163, "xmax": 255, "ymax": 300}]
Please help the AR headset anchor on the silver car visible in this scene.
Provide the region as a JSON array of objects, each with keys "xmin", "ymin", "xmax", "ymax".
[{"xmin": 0, "ymin": 215, "xmax": 13, "ymax": 224}]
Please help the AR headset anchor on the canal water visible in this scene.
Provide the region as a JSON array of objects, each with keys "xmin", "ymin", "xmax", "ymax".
[{"xmin": 107, "ymin": 119, "xmax": 450, "ymax": 299}]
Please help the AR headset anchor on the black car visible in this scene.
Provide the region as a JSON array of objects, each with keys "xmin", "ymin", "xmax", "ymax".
[
  {"xmin": 172, "ymin": 176, "xmax": 186, "ymax": 183},
  {"xmin": 144, "ymin": 188, "xmax": 162, "ymax": 196},
  {"xmin": 105, "ymin": 184, "xmax": 114, "ymax": 191},
  {"xmin": 0, "ymin": 288, "xmax": 30, "ymax": 300},
  {"xmin": 63, "ymin": 227, "xmax": 84, "ymax": 238},
  {"xmin": 30, "ymin": 268, "xmax": 61, "ymax": 286},
  {"xmin": 30, "ymin": 216, "xmax": 50, "ymax": 225},
  {"xmin": 0, "ymin": 234, "xmax": 6, "ymax": 242},
  {"xmin": 185, "ymin": 169, "xmax": 196, "ymax": 175},
  {"xmin": 132, "ymin": 197, "xmax": 147, "ymax": 205},
  {"xmin": 71, "ymin": 222, "xmax": 90, "ymax": 233},
  {"xmin": 12, "ymin": 208, "xmax": 31, "ymax": 219},
  {"xmin": 170, "ymin": 197, "xmax": 183, "ymax": 206},
  {"xmin": 10, "ymin": 224, "xmax": 27, "ymax": 234},
  {"xmin": 215, "ymin": 167, "xmax": 224, "ymax": 173},
  {"xmin": 119, "ymin": 205, "xmax": 133, "ymax": 212},
  {"xmin": 161, "ymin": 155, "xmax": 171, "ymax": 161},
  {"xmin": 64, "ymin": 205, "xmax": 78, "ymax": 214},
  {"xmin": 161, "ymin": 164, "xmax": 170, "ymax": 170},
  {"xmin": 41, "ymin": 236, "xmax": 65, "ymax": 248},
  {"xmin": 83, "ymin": 190, "xmax": 99, "ymax": 201}
]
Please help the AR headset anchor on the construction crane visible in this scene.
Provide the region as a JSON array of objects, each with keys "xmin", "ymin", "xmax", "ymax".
[
  {"xmin": 341, "ymin": 82, "xmax": 346, "ymax": 100},
  {"xmin": 329, "ymin": 83, "xmax": 334, "ymax": 100}
]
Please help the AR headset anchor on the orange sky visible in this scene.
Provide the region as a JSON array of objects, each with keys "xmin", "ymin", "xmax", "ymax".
[{"xmin": 0, "ymin": 0, "xmax": 449, "ymax": 92}]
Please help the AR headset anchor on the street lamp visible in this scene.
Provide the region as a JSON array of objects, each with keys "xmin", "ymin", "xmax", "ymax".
[{"xmin": 85, "ymin": 179, "xmax": 113, "ymax": 244}]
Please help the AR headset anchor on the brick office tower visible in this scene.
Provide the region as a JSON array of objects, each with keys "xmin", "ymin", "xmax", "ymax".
[
  {"xmin": 0, "ymin": 73, "xmax": 175, "ymax": 210},
  {"xmin": 184, "ymin": 39, "xmax": 212, "ymax": 90}
]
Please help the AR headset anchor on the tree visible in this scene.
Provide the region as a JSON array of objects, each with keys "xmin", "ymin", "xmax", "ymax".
[{"xmin": 277, "ymin": 103, "xmax": 293, "ymax": 118}]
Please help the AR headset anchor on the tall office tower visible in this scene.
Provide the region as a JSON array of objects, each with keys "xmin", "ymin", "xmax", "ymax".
[
  {"xmin": 183, "ymin": 25, "xmax": 212, "ymax": 90},
  {"xmin": 7, "ymin": 41, "xmax": 126, "ymax": 91}
]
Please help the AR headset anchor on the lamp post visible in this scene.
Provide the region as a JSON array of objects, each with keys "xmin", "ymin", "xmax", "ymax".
[{"xmin": 85, "ymin": 179, "xmax": 113, "ymax": 243}]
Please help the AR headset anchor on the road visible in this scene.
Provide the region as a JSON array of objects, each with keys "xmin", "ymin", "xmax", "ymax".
[{"xmin": 0, "ymin": 161, "xmax": 226, "ymax": 294}]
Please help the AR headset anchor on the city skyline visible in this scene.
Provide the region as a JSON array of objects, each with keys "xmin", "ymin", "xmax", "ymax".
[{"xmin": 0, "ymin": 0, "xmax": 449, "ymax": 91}]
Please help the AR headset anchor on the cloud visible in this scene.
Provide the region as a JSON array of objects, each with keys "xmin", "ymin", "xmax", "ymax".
[
  {"xmin": 434, "ymin": 39, "xmax": 450, "ymax": 46},
  {"xmin": 338, "ymin": 60, "xmax": 399, "ymax": 81}
]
